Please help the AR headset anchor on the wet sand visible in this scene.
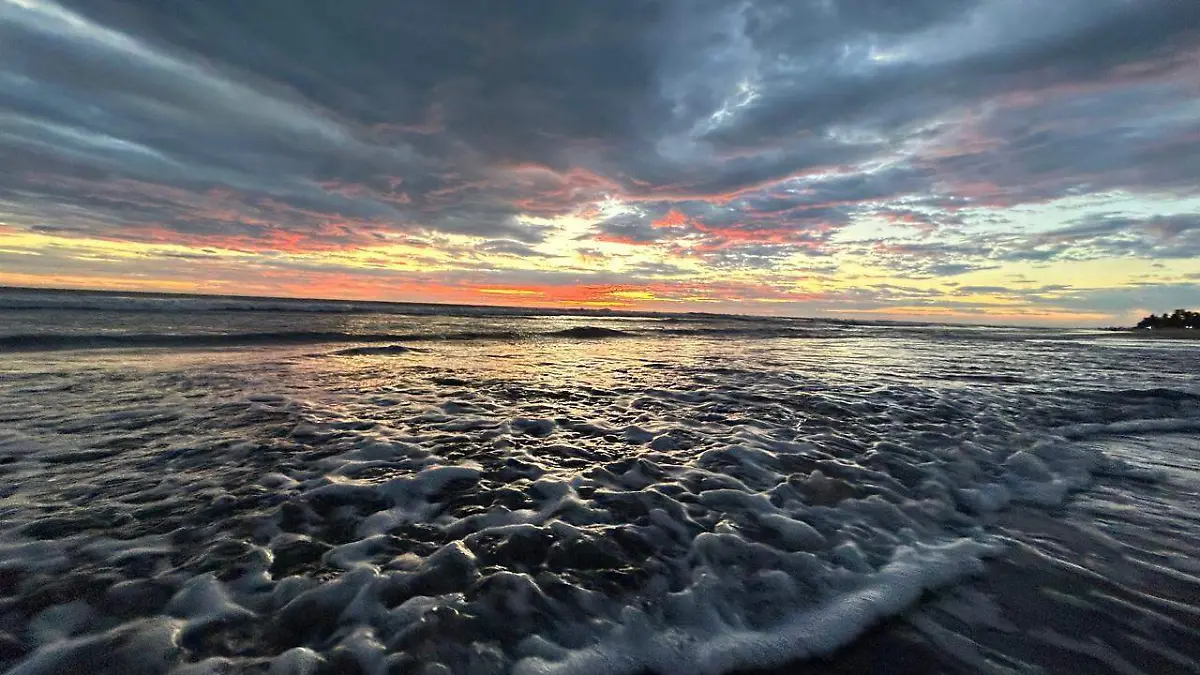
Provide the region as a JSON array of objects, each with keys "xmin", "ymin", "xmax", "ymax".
[{"xmin": 1097, "ymin": 329, "xmax": 1200, "ymax": 340}]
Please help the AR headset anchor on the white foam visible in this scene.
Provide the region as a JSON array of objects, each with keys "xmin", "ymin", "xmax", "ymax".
[
  {"xmin": 756, "ymin": 513, "xmax": 827, "ymax": 551},
  {"xmin": 268, "ymin": 648, "xmax": 325, "ymax": 675},
  {"xmin": 169, "ymin": 657, "xmax": 237, "ymax": 675},
  {"xmin": 7, "ymin": 620, "xmax": 183, "ymax": 675},
  {"xmin": 955, "ymin": 484, "xmax": 1011, "ymax": 514},
  {"xmin": 514, "ymin": 538, "xmax": 999, "ymax": 675},
  {"xmin": 1057, "ymin": 417, "xmax": 1200, "ymax": 439},
  {"xmin": 166, "ymin": 574, "xmax": 257, "ymax": 636}
]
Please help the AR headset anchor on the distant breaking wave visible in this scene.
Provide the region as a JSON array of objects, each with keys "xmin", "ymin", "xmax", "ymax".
[
  {"xmin": 0, "ymin": 291, "xmax": 631, "ymax": 317},
  {"xmin": 0, "ymin": 326, "xmax": 838, "ymax": 352},
  {"xmin": 0, "ymin": 331, "xmax": 518, "ymax": 352}
]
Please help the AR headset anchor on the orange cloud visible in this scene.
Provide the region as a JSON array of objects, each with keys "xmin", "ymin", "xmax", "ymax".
[{"xmin": 652, "ymin": 209, "xmax": 690, "ymax": 228}]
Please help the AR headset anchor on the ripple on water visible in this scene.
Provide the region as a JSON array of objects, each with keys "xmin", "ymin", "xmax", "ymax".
[{"xmin": 0, "ymin": 334, "xmax": 1197, "ymax": 674}]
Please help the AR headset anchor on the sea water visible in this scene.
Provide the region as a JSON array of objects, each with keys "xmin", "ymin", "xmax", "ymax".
[{"xmin": 0, "ymin": 289, "xmax": 1196, "ymax": 674}]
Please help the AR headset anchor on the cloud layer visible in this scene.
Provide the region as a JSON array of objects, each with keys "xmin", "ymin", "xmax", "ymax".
[{"xmin": 1, "ymin": 0, "xmax": 1197, "ymax": 323}]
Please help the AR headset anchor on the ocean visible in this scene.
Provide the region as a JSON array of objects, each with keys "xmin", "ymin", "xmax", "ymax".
[{"xmin": 0, "ymin": 288, "xmax": 1197, "ymax": 675}]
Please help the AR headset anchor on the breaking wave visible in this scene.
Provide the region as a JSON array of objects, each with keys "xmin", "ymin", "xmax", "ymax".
[{"xmin": 0, "ymin": 326, "xmax": 843, "ymax": 353}]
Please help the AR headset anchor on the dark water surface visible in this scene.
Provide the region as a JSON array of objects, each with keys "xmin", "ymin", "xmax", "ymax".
[{"xmin": 1, "ymin": 291, "xmax": 1196, "ymax": 674}]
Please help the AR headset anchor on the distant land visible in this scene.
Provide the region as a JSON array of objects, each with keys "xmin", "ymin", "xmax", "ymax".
[
  {"xmin": 1134, "ymin": 309, "xmax": 1198, "ymax": 330},
  {"xmin": 1100, "ymin": 308, "xmax": 1200, "ymax": 339}
]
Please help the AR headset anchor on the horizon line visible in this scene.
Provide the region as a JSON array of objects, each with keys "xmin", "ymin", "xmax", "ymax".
[{"xmin": 0, "ymin": 284, "xmax": 1110, "ymax": 330}]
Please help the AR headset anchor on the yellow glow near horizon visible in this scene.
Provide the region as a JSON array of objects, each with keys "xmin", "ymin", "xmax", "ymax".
[{"xmin": 1, "ymin": 205, "xmax": 1194, "ymax": 326}]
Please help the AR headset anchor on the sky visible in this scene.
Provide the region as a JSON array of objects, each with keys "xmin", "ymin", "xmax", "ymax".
[{"xmin": 0, "ymin": 0, "xmax": 1198, "ymax": 325}]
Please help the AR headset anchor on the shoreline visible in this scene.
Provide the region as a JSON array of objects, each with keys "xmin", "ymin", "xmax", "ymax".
[{"xmin": 1096, "ymin": 328, "xmax": 1200, "ymax": 340}]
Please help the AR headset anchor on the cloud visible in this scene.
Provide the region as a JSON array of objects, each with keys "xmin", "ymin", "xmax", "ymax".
[
  {"xmin": 1016, "ymin": 213, "xmax": 1200, "ymax": 260},
  {"xmin": 849, "ymin": 211, "xmax": 1200, "ymax": 280},
  {"xmin": 475, "ymin": 239, "xmax": 558, "ymax": 258},
  {"xmin": 0, "ymin": 0, "xmax": 1197, "ymax": 322}
]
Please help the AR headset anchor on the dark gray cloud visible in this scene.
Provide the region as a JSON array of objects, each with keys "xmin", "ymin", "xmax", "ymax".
[
  {"xmin": 850, "ymin": 212, "xmax": 1200, "ymax": 279},
  {"xmin": 1039, "ymin": 283, "xmax": 1200, "ymax": 317},
  {"xmin": 475, "ymin": 239, "xmax": 558, "ymax": 258},
  {"xmin": 1040, "ymin": 214, "xmax": 1200, "ymax": 259},
  {"xmin": 703, "ymin": 0, "xmax": 1196, "ymax": 143},
  {"xmin": 680, "ymin": 243, "xmax": 812, "ymax": 270},
  {"xmin": 624, "ymin": 260, "xmax": 690, "ymax": 277}
]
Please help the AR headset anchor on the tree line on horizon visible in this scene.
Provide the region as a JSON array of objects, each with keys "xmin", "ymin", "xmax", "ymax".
[{"xmin": 1134, "ymin": 308, "xmax": 1198, "ymax": 330}]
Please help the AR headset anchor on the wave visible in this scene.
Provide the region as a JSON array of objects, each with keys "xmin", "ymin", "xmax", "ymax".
[
  {"xmin": 1056, "ymin": 416, "xmax": 1200, "ymax": 439},
  {"xmin": 331, "ymin": 344, "xmax": 422, "ymax": 356},
  {"xmin": 0, "ymin": 330, "xmax": 517, "ymax": 352},
  {"xmin": 0, "ymin": 293, "xmax": 373, "ymax": 314},
  {"xmin": 0, "ymin": 290, "xmax": 631, "ymax": 318},
  {"xmin": 548, "ymin": 326, "xmax": 632, "ymax": 339},
  {"xmin": 0, "ymin": 325, "xmax": 840, "ymax": 353},
  {"xmin": 658, "ymin": 326, "xmax": 829, "ymax": 338}
]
